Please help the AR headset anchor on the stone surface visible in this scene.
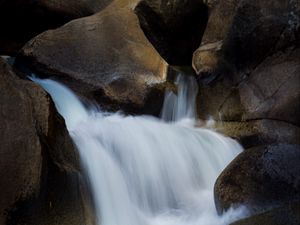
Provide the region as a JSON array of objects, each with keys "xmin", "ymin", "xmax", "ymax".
[
  {"xmin": 212, "ymin": 119, "xmax": 300, "ymax": 149},
  {"xmin": 208, "ymin": 47, "xmax": 300, "ymax": 124},
  {"xmin": 214, "ymin": 144, "xmax": 300, "ymax": 215},
  {"xmin": 0, "ymin": 0, "xmax": 112, "ymax": 55},
  {"xmin": 239, "ymin": 47, "xmax": 300, "ymax": 126},
  {"xmin": 231, "ymin": 201, "xmax": 300, "ymax": 225},
  {"xmin": 135, "ymin": 0, "xmax": 208, "ymax": 65},
  {"xmin": 0, "ymin": 59, "xmax": 85, "ymax": 224},
  {"xmin": 17, "ymin": 0, "xmax": 168, "ymax": 115},
  {"xmin": 193, "ymin": 0, "xmax": 300, "ymax": 74}
]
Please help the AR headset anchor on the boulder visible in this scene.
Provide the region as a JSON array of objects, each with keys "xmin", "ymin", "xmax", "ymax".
[
  {"xmin": 239, "ymin": 47, "xmax": 300, "ymax": 126},
  {"xmin": 193, "ymin": 0, "xmax": 300, "ymax": 74},
  {"xmin": 0, "ymin": 59, "xmax": 85, "ymax": 224},
  {"xmin": 214, "ymin": 47, "xmax": 300, "ymax": 125},
  {"xmin": 0, "ymin": 0, "xmax": 112, "ymax": 55},
  {"xmin": 212, "ymin": 120, "xmax": 300, "ymax": 149},
  {"xmin": 135, "ymin": 0, "xmax": 208, "ymax": 65},
  {"xmin": 214, "ymin": 144, "xmax": 300, "ymax": 215},
  {"xmin": 230, "ymin": 201, "xmax": 300, "ymax": 225},
  {"xmin": 17, "ymin": 0, "xmax": 168, "ymax": 115}
]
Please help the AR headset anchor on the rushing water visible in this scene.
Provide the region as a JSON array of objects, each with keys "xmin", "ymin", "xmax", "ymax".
[{"xmin": 32, "ymin": 75, "xmax": 246, "ymax": 225}]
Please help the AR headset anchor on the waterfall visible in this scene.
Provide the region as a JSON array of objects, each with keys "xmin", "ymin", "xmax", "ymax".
[
  {"xmin": 161, "ymin": 74, "xmax": 198, "ymax": 122},
  {"xmin": 32, "ymin": 75, "xmax": 246, "ymax": 225}
]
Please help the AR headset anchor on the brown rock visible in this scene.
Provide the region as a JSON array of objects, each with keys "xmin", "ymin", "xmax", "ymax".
[
  {"xmin": 214, "ymin": 144, "xmax": 300, "ymax": 215},
  {"xmin": 193, "ymin": 0, "xmax": 300, "ymax": 74},
  {"xmin": 239, "ymin": 47, "xmax": 300, "ymax": 126},
  {"xmin": 135, "ymin": 0, "xmax": 208, "ymax": 65},
  {"xmin": 0, "ymin": 0, "xmax": 112, "ymax": 55},
  {"xmin": 17, "ymin": 0, "xmax": 168, "ymax": 115},
  {"xmin": 230, "ymin": 201, "xmax": 300, "ymax": 225},
  {"xmin": 0, "ymin": 59, "xmax": 85, "ymax": 224}
]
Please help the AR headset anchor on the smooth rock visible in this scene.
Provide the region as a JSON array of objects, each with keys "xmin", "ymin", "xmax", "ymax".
[
  {"xmin": 0, "ymin": 0, "xmax": 112, "ymax": 55},
  {"xmin": 135, "ymin": 0, "xmax": 208, "ymax": 65},
  {"xmin": 17, "ymin": 0, "xmax": 168, "ymax": 115},
  {"xmin": 230, "ymin": 201, "xmax": 300, "ymax": 225},
  {"xmin": 214, "ymin": 144, "xmax": 300, "ymax": 215},
  {"xmin": 0, "ymin": 59, "xmax": 85, "ymax": 224}
]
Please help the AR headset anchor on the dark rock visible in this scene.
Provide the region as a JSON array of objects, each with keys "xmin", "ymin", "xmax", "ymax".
[
  {"xmin": 212, "ymin": 119, "xmax": 300, "ymax": 149},
  {"xmin": 135, "ymin": 0, "xmax": 208, "ymax": 65},
  {"xmin": 16, "ymin": 0, "xmax": 168, "ymax": 115},
  {"xmin": 0, "ymin": 59, "xmax": 85, "ymax": 224},
  {"xmin": 214, "ymin": 144, "xmax": 300, "ymax": 215},
  {"xmin": 0, "ymin": 0, "xmax": 112, "ymax": 55},
  {"xmin": 193, "ymin": 0, "xmax": 300, "ymax": 74},
  {"xmin": 239, "ymin": 47, "xmax": 300, "ymax": 126},
  {"xmin": 196, "ymin": 47, "xmax": 300, "ymax": 151},
  {"xmin": 230, "ymin": 201, "xmax": 300, "ymax": 225}
]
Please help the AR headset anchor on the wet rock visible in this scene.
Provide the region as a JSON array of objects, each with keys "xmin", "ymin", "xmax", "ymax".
[
  {"xmin": 135, "ymin": 0, "xmax": 208, "ymax": 65},
  {"xmin": 0, "ymin": 59, "xmax": 85, "ymax": 224},
  {"xmin": 193, "ymin": 0, "xmax": 300, "ymax": 74},
  {"xmin": 214, "ymin": 144, "xmax": 300, "ymax": 215},
  {"xmin": 196, "ymin": 47, "xmax": 300, "ymax": 151},
  {"xmin": 212, "ymin": 119, "xmax": 300, "ymax": 149},
  {"xmin": 17, "ymin": 0, "xmax": 168, "ymax": 115},
  {"xmin": 239, "ymin": 47, "xmax": 300, "ymax": 126},
  {"xmin": 0, "ymin": 0, "xmax": 112, "ymax": 55},
  {"xmin": 230, "ymin": 201, "xmax": 300, "ymax": 225}
]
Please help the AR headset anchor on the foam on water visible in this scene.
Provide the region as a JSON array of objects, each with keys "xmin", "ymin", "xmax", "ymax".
[{"xmin": 32, "ymin": 75, "xmax": 246, "ymax": 225}]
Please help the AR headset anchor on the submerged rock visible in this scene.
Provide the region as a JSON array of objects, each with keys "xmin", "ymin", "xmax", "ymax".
[
  {"xmin": 214, "ymin": 144, "xmax": 300, "ymax": 215},
  {"xmin": 17, "ymin": 0, "xmax": 168, "ymax": 115},
  {"xmin": 0, "ymin": 59, "xmax": 87, "ymax": 224},
  {"xmin": 0, "ymin": 0, "xmax": 112, "ymax": 55}
]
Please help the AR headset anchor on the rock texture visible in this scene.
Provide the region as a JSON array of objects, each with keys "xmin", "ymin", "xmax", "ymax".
[
  {"xmin": 17, "ymin": 0, "xmax": 168, "ymax": 115},
  {"xmin": 214, "ymin": 144, "xmax": 300, "ymax": 214},
  {"xmin": 231, "ymin": 201, "xmax": 300, "ymax": 225},
  {"xmin": 135, "ymin": 0, "xmax": 208, "ymax": 65},
  {"xmin": 0, "ymin": 0, "xmax": 112, "ymax": 55},
  {"xmin": 193, "ymin": 0, "xmax": 300, "ymax": 74},
  {"xmin": 0, "ymin": 59, "xmax": 86, "ymax": 224}
]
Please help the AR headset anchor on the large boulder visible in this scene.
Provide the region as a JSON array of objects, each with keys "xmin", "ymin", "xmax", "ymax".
[
  {"xmin": 231, "ymin": 201, "xmax": 300, "ymax": 225},
  {"xmin": 16, "ymin": 0, "xmax": 168, "ymax": 115},
  {"xmin": 135, "ymin": 0, "xmax": 208, "ymax": 65},
  {"xmin": 193, "ymin": 0, "xmax": 300, "ymax": 74},
  {"xmin": 0, "ymin": 58, "xmax": 86, "ymax": 224},
  {"xmin": 239, "ymin": 47, "xmax": 300, "ymax": 126},
  {"xmin": 0, "ymin": 0, "xmax": 112, "ymax": 55},
  {"xmin": 196, "ymin": 47, "xmax": 300, "ymax": 122},
  {"xmin": 214, "ymin": 144, "xmax": 300, "ymax": 215}
]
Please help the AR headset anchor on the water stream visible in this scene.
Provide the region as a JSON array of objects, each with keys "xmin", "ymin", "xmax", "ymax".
[{"xmin": 32, "ymin": 74, "xmax": 246, "ymax": 225}]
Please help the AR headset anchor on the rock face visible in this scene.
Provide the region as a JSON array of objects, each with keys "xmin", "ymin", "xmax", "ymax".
[
  {"xmin": 214, "ymin": 144, "xmax": 300, "ymax": 214},
  {"xmin": 230, "ymin": 201, "xmax": 300, "ymax": 225},
  {"xmin": 196, "ymin": 47, "xmax": 300, "ymax": 124},
  {"xmin": 135, "ymin": 0, "xmax": 208, "ymax": 65},
  {"xmin": 17, "ymin": 0, "xmax": 168, "ymax": 115},
  {"xmin": 0, "ymin": 0, "xmax": 112, "ymax": 55},
  {"xmin": 193, "ymin": 0, "xmax": 300, "ymax": 74},
  {"xmin": 197, "ymin": 4, "xmax": 300, "ymax": 214},
  {"xmin": 0, "ymin": 58, "xmax": 86, "ymax": 224}
]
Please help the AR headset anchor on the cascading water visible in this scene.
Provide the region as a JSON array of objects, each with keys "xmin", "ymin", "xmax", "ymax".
[
  {"xmin": 161, "ymin": 74, "xmax": 198, "ymax": 122},
  {"xmin": 32, "ymin": 75, "xmax": 246, "ymax": 225}
]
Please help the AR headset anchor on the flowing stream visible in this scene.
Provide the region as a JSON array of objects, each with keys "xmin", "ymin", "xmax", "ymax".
[{"xmin": 32, "ymin": 74, "xmax": 246, "ymax": 225}]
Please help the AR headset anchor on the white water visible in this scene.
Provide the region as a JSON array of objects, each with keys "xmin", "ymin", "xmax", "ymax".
[
  {"xmin": 161, "ymin": 74, "xmax": 198, "ymax": 122},
  {"xmin": 32, "ymin": 75, "xmax": 246, "ymax": 225}
]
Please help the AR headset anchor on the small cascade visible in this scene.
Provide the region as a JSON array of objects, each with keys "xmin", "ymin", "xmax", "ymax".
[
  {"xmin": 32, "ymin": 75, "xmax": 246, "ymax": 225},
  {"xmin": 161, "ymin": 74, "xmax": 198, "ymax": 122}
]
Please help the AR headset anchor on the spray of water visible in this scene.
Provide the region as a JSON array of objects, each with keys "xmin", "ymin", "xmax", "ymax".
[{"xmin": 32, "ymin": 75, "xmax": 246, "ymax": 225}]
